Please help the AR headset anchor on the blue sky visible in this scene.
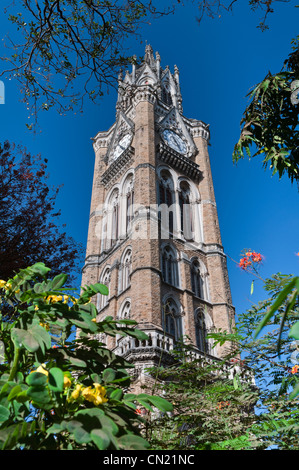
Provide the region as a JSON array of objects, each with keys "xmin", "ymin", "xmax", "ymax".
[{"xmin": 0, "ymin": 1, "xmax": 298, "ymax": 324}]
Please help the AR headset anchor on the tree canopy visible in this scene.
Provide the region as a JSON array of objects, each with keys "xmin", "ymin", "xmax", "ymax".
[
  {"xmin": 0, "ymin": 0, "xmax": 293, "ymax": 128},
  {"xmin": 0, "ymin": 141, "xmax": 83, "ymax": 283}
]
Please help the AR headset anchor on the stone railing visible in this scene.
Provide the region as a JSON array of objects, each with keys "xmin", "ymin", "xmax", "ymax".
[
  {"xmin": 113, "ymin": 329, "xmax": 255, "ymax": 386},
  {"xmin": 113, "ymin": 329, "xmax": 174, "ymax": 357}
]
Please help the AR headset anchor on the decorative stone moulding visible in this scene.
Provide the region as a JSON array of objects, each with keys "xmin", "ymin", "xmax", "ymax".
[
  {"xmin": 189, "ymin": 121, "xmax": 210, "ymax": 141},
  {"xmin": 132, "ymin": 85, "xmax": 157, "ymax": 105},
  {"xmin": 157, "ymin": 141, "xmax": 202, "ymax": 182},
  {"xmin": 101, "ymin": 147, "xmax": 134, "ymax": 188}
]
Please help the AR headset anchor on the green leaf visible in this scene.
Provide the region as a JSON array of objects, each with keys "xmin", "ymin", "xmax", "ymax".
[
  {"xmin": 27, "ymin": 387, "xmax": 51, "ymax": 405},
  {"xmin": 11, "ymin": 324, "xmax": 51, "ymax": 354},
  {"xmin": 110, "ymin": 389, "xmax": 123, "ymax": 401},
  {"xmin": 0, "ymin": 405, "xmax": 10, "ymax": 422},
  {"xmin": 11, "ymin": 328, "xmax": 39, "ymax": 353},
  {"xmin": 289, "ymin": 383, "xmax": 299, "ymax": 399},
  {"xmin": 118, "ymin": 434, "xmax": 150, "ymax": 450},
  {"xmin": 7, "ymin": 385, "xmax": 22, "ymax": 401},
  {"xmin": 49, "ymin": 273, "xmax": 68, "ymax": 290},
  {"xmin": 66, "ymin": 420, "xmax": 92, "ymax": 444},
  {"xmin": 146, "ymin": 395, "xmax": 173, "ymax": 412},
  {"xmin": 102, "ymin": 368, "xmax": 116, "ymax": 383},
  {"xmin": 48, "ymin": 367, "xmax": 64, "ymax": 392},
  {"xmin": 289, "ymin": 321, "xmax": 299, "ymax": 340},
  {"xmin": 26, "ymin": 372, "xmax": 48, "ymax": 387},
  {"xmin": 91, "ymin": 429, "xmax": 110, "ymax": 450},
  {"xmin": 254, "ymin": 277, "xmax": 297, "ymax": 338}
]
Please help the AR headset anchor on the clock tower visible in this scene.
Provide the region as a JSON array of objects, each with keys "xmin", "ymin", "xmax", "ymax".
[{"xmin": 82, "ymin": 45, "xmax": 235, "ymax": 387}]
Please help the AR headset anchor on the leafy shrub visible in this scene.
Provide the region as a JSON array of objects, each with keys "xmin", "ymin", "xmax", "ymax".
[{"xmin": 0, "ymin": 262, "xmax": 172, "ymax": 450}]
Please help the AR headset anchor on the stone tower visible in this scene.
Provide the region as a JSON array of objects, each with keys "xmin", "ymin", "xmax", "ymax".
[{"xmin": 81, "ymin": 45, "xmax": 235, "ymax": 384}]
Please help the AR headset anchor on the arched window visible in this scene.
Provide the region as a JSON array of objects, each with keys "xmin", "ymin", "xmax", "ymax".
[
  {"xmin": 119, "ymin": 300, "xmax": 131, "ymax": 320},
  {"xmin": 123, "ymin": 174, "xmax": 134, "ymax": 235},
  {"xmin": 179, "ymin": 180, "xmax": 193, "ymax": 240},
  {"xmin": 195, "ymin": 308, "xmax": 213, "ymax": 354},
  {"xmin": 158, "ymin": 169, "xmax": 174, "ymax": 237},
  {"xmin": 102, "ymin": 187, "xmax": 120, "ymax": 250},
  {"xmin": 98, "ymin": 267, "xmax": 111, "ymax": 310},
  {"xmin": 163, "ymin": 298, "xmax": 183, "ymax": 341},
  {"xmin": 117, "ymin": 299, "xmax": 131, "ymax": 344},
  {"xmin": 161, "ymin": 245, "xmax": 179, "ymax": 287},
  {"xmin": 119, "ymin": 247, "xmax": 132, "ymax": 293},
  {"xmin": 110, "ymin": 190, "xmax": 119, "ymax": 248},
  {"xmin": 161, "ymin": 80, "xmax": 172, "ymax": 106},
  {"xmin": 190, "ymin": 259, "xmax": 204, "ymax": 299}
]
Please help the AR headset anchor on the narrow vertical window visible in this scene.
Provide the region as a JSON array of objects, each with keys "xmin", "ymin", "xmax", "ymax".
[
  {"xmin": 161, "ymin": 245, "xmax": 179, "ymax": 287},
  {"xmin": 111, "ymin": 202, "xmax": 119, "ymax": 247},
  {"xmin": 123, "ymin": 173, "xmax": 134, "ymax": 236},
  {"xmin": 179, "ymin": 181, "xmax": 193, "ymax": 240},
  {"xmin": 195, "ymin": 309, "xmax": 210, "ymax": 354},
  {"xmin": 99, "ymin": 267, "xmax": 111, "ymax": 310},
  {"xmin": 190, "ymin": 259, "xmax": 204, "ymax": 299},
  {"xmin": 121, "ymin": 248, "xmax": 132, "ymax": 292},
  {"xmin": 158, "ymin": 169, "xmax": 174, "ymax": 237},
  {"xmin": 163, "ymin": 299, "xmax": 183, "ymax": 341}
]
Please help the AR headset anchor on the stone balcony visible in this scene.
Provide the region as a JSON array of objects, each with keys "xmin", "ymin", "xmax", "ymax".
[{"xmin": 113, "ymin": 327, "xmax": 255, "ymax": 386}]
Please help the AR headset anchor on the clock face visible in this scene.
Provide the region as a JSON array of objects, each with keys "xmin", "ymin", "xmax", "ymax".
[
  {"xmin": 162, "ymin": 129, "xmax": 187, "ymax": 155},
  {"xmin": 113, "ymin": 133, "xmax": 132, "ymax": 161}
]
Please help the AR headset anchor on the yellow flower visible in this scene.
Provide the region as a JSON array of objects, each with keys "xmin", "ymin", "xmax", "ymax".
[
  {"xmin": 35, "ymin": 305, "xmax": 39, "ymax": 311},
  {"xmin": 39, "ymin": 322, "xmax": 50, "ymax": 331},
  {"xmin": 35, "ymin": 364, "xmax": 49, "ymax": 376},
  {"xmin": 81, "ymin": 383, "xmax": 108, "ymax": 406},
  {"xmin": 0, "ymin": 280, "xmax": 6, "ymax": 289},
  {"xmin": 46, "ymin": 295, "xmax": 63, "ymax": 303},
  {"xmin": 70, "ymin": 384, "xmax": 84, "ymax": 400},
  {"xmin": 63, "ymin": 375, "xmax": 72, "ymax": 389},
  {"xmin": 91, "ymin": 318, "xmax": 97, "ymax": 323}
]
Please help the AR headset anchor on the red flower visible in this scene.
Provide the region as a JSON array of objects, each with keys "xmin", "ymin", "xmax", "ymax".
[{"xmin": 238, "ymin": 250, "xmax": 262, "ymax": 270}]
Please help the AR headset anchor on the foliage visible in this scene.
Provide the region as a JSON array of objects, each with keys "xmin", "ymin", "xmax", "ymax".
[
  {"xmin": 0, "ymin": 140, "xmax": 83, "ymax": 284},
  {"xmin": 196, "ymin": 0, "xmax": 293, "ymax": 31},
  {"xmin": 0, "ymin": 0, "xmax": 293, "ymax": 127},
  {"xmin": 233, "ymin": 31, "xmax": 299, "ymax": 185},
  {"xmin": 0, "ymin": 0, "xmax": 172, "ymax": 127},
  {"xmin": 145, "ymin": 341, "xmax": 259, "ymax": 451},
  {"xmin": 146, "ymin": 270, "xmax": 299, "ymax": 451},
  {"xmin": 213, "ymin": 272, "xmax": 299, "ymax": 449},
  {"xmin": 0, "ymin": 262, "xmax": 172, "ymax": 450}
]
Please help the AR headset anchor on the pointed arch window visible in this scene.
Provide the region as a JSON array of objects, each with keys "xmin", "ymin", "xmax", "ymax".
[
  {"xmin": 119, "ymin": 247, "xmax": 132, "ymax": 293},
  {"xmin": 161, "ymin": 245, "xmax": 179, "ymax": 287},
  {"xmin": 98, "ymin": 267, "xmax": 111, "ymax": 310},
  {"xmin": 117, "ymin": 299, "xmax": 131, "ymax": 344},
  {"xmin": 163, "ymin": 298, "xmax": 183, "ymax": 341},
  {"xmin": 161, "ymin": 80, "xmax": 172, "ymax": 106},
  {"xmin": 103, "ymin": 187, "xmax": 120, "ymax": 250},
  {"xmin": 111, "ymin": 199, "xmax": 119, "ymax": 248},
  {"xmin": 179, "ymin": 180, "xmax": 194, "ymax": 240},
  {"xmin": 195, "ymin": 308, "xmax": 212, "ymax": 354},
  {"xmin": 123, "ymin": 174, "xmax": 134, "ymax": 235},
  {"xmin": 158, "ymin": 169, "xmax": 174, "ymax": 237},
  {"xmin": 190, "ymin": 259, "xmax": 204, "ymax": 299},
  {"xmin": 119, "ymin": 300, "xmax": 131, "ymax": 320}
]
